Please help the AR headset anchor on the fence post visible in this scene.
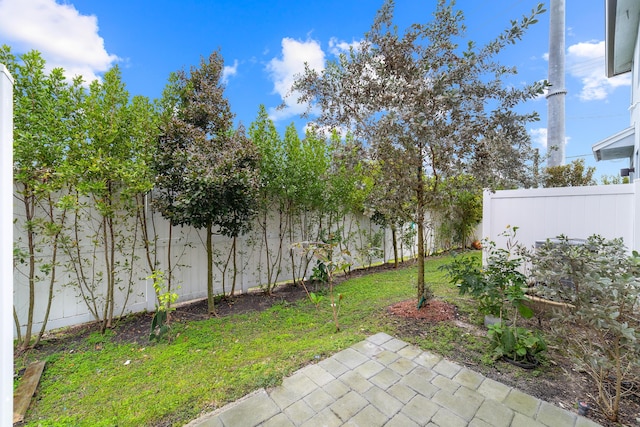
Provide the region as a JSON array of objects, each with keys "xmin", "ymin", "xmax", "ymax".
[
  {"xmin": 1, "ymin": 63, "xmax": 14, "ymax": 427},
  {"xmin": 635, "ymin": 180, "xmax": 640, "ymax": 252},
  {"xmin": 482, "ymin": 189, "xmax": 492, "ymax": 242}
]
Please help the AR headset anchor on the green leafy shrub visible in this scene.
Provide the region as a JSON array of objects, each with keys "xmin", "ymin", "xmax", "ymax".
[
  {"xmin": 487, "ymin": 323, "xmax": 547, "ymax": 363},
  {"xmin": 532, "ymin": 235, "xmax": 640, "ymax": 422},
  {"xmin": 440, "ymin": 227, "xmax": 530, "ymax": 319},
  {"xmin": 441, "ymin": 227, "xmax": 546, "ymax": 364}
]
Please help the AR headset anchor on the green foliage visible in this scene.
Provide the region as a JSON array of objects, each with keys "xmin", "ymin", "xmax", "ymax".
[
  {"xmin": 600, "ymin": 174, "xmax": 629, "ymax": 185},
  {"xmin": 532, "ymin": 235, "xmax": 640, "ymax": 421},
  {"xmin": 62, "ymin": 65, "xmax": 157, "ymax": 333},
  {"xmin": 155, "ymin": 51, "xmax": 259, "ymax": 235},
  {"xmin": 248, "ymin": 105, "xmax": 287, "ymax": 293},
  {"xmin": 440, "ymin": 227, "xmax": 529, "ymax": 318},
  {"xmin": 307, "ymin": 292, "xmax": 325, "ymax": 309},
  {"xmin": 4, "ymin": 47, "xmax": 63, "ymax": 348},
  {"xmin": 310, "ymin": 260, "xmax": 329, "ymax": 286},
  {"xmin": 487, "ymin": 323, "xmax": 547, "ymax": 362},
  {"xmin": 149, "ymin": 271, "xmax": 178, "ymax": 342},
  {"xmin": 154, "ymin": 51, "xmax": 259, "ymax": 313},
  {"xmin": 542, "ymin": 158, "xmax": 596, "ymax": 188},
  {"xmin": 441, "ymin": 227, "xmax": 546, "ymax": 364},
  {"xmin": 432, "ymin": 175, "xmax": 483, "ymax": 250}
]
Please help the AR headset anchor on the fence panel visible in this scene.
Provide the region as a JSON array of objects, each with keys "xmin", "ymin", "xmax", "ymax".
[
  {"xmin": 483, "ymin": 183, "xmax": 638, "ymax": 253},
  {"xmin": 13, "ymin": 200, "xmax": 399, "ymax": 336}
]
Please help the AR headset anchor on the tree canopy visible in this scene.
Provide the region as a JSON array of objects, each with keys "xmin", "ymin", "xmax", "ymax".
[
  {"xmin": 293, "ymin": 0, "xmax": 547, "ymax": 301},
  {"xmin": 154, "ymin": 51, "xmax": 259, "ymax": 313}
]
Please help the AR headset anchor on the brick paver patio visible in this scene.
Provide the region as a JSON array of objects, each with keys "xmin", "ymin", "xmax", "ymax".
[{"xmin": 185, "ymin": 333, "xmax": 601, "ymax": 427}]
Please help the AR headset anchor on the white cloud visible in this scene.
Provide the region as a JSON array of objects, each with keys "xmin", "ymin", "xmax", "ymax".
[
  {"xmin": 530, "ymin": 127, "xmax": 571, "ymax": 151},
  {"xmin": 328, "ymin": 37, "xmax": 362, "ymax": 56},
  {"xmin": 566, "ymin": 40, "xmax": 630, "ymax": 101},
  {"xmin": 222, "ymin": 59, "xmax": 238, "ymax": 85},
  {"xmin": 266, "ymin": 37, "xmax": 325, "ymax": 121},
  {"xmin": 0, "ymin": 0, "xmax": 119, "ymax": 84},
  {"xmin": 530, "ymin": 127, "xmax": 548, "ymax": 148}
]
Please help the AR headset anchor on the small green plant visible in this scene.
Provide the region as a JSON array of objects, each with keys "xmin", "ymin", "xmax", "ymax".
[
  {"xmin": 310, "ymin": 260, "xmax": 329, "ymax": 289},
  {"xmin": 293, "ymin": 236, "xmax": 351, "ymax": 331},
  {"xmin": 308, "ymin": 292, "xmax": 325, "ymax": 309},
  {"xmin": 149, "ymin": 270, "xmax": 179, "ymax": 342},
  {"xmin": 487, "ymin": 323, "xmax": 546, "ymax": 363},
  {"xmin": 532, "ymin": 235, "xmax": 640, "ymax": 422}
]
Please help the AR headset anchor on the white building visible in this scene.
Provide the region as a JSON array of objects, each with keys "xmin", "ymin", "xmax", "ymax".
[{"xmin": 592, "ymin": 0, "xmax": 640, "ymax": 181}]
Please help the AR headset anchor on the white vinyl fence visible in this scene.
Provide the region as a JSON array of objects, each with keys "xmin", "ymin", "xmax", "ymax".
[
  {"xmin": 13, "ymin": 198, "xmax": 422, "ymax": 336},
  {"xmin": 483, "ymin": 182, "xmax": 640, "ymax": 254}
]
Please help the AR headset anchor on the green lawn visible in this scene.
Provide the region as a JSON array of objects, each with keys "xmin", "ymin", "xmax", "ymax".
[{"xmin": 18, "ymin": 253, "xmax": 483, "ymax": 427}]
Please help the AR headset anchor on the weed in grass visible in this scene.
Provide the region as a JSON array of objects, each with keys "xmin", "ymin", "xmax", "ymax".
[{"xmin": 87, "ymin": 329, "xmax": 114, "ymax": 346}]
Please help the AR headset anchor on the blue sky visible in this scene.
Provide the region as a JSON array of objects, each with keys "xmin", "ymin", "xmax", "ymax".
[{"xmin": 0, "ymin": 0, "xmax": 632, "ymax": 181}]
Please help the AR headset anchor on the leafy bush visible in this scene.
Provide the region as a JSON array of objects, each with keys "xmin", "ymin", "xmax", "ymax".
[
  {"xmin": 441, "ymin": 227, "xmax": 546, "ymax": 364},
  {"xmin": 487, "ymin": 323, "xmax": 546, "ymax": 363},
  {"xmin": 440, "ymin": 227, "xmax": 529, "ymax": 319},
  {"xmin": 532, "ymin": 235, "xmax": 640, "ymax": 422}
]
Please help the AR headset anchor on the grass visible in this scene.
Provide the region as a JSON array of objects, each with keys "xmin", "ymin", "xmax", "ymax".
[{"xmin": 18, "ymin": 253, "xmax": 483, "ymax": 427}]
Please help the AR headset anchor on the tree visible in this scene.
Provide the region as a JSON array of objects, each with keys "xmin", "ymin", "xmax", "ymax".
[
  {"xmin": 2, "ymin": 46, "xmax": 84, "ymax": 350},
  {"xmin": 249, "ymin": 105, "xmax": 287, "ymax": 294},
  {"xmin": 325, "ymin": 130, "xmax": 374, "ymax": 265},
  {"xmin": 432, "ymin": 175, "xmax": 483, "ymax": 250},
  {"xmin": 280, "ymin": 124, "xmax": 330, "ymax": 283},
  {"xmin": 542, "ymin": 158, "xmax": 596, "ymax": 187},
  {"xmin": 64, "ymin": 66, "xmax": 156, "ymax": 333},
  {"xmin": 293, "ymin": 0, "xmax": 546, "ymax": 303},
  {"xmin": 154, "ymin": 51, "xmax": 259, "ymax": 314},
  {"xmin": 366, "ymin": 142, "xmax": 415, "ymax": 268}
]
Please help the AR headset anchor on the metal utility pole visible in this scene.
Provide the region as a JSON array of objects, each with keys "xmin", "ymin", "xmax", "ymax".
[{"xmin": 546, "ymin": 0, "xmax": 566, "ymax": 167}]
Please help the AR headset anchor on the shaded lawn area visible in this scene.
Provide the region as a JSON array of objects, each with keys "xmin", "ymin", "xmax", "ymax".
[{"xmin": 16, "ymin": 255, "xmax": 469, "ymax": 427}]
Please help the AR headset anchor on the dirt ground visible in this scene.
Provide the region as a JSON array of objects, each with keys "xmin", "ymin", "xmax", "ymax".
[{"xmin": 19, "ymin": 263, "xmax": 639, "ymax": 427}]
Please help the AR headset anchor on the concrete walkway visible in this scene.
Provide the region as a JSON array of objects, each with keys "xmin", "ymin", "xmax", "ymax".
[{"xmin": 185, "ymin": 333, "xmax": 601, "ymax": 427}]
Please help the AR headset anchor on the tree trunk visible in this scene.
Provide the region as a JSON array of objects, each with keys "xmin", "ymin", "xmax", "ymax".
[
  {"xmin": 231, "ymin": 235, "xmax": 238, "ymax": 296},
  {"xmin": 391, "ymin": 224, "xmax": 398, "ymax": 268},
  {"xmin": 261, "ymin": 210, "xmax": 273, "ymax": 294},
  {"xmin": 288, "ymin": 202, "xmax": 297, "ymax": 285},
  {"xmin": 100, "ymin": 213, "xmax": 111, "ymax": 333},
  {"xmin": 167, "ymin": 223, "xmax": 173, "ymax": 304},
  {"xmin": 417, "ymin": 210, "xmax": 426, "ymax": 302},
  {"xmin": 34, "ymin": 195, "xmax": 64, "ymax": 347},
  {"xmin": 416, "ymin": 163, "xmax": 426, "ymax": 302},
  {"xmin": 22, "ymin": 189, "xmax": 35, "ymax": 351},
  {"xmin": 206, "ymin": 222, "xmax": 216, "ymax": 315},
  {"xmin": 13, "ymin": 307, "xmax": 22, "ymax": 346}
]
